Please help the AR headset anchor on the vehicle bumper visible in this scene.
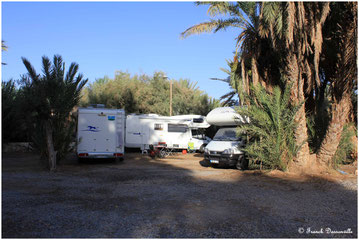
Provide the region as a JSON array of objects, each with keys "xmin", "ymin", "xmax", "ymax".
[
  {"xmin": 77, "ymin": 152, "xmax": 124, "ymax": 159},
  {"xmin": 204, "ymin": 153, "xmax": 240, "ymax": 166}
]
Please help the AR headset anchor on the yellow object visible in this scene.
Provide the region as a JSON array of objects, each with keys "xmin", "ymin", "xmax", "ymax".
[{"xmin": 188, "ymin": 142, "xmax": 194, "ymax": 150}]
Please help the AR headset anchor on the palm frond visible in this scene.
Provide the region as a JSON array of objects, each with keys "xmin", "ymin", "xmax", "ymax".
[
  {"xmin": 2, "ymin": 40, "xmax": 8, "ymax": 51},
  {"xmin": 210, "ymin": 76, "xmax": 230, "ymax": 83},
  {"xmin": 237, "ymin": 84, "xmax": 300, "ymax": 170},
  {"xmin": 21, "ymin": 57, "xmax": 39, "ymax": 83}
]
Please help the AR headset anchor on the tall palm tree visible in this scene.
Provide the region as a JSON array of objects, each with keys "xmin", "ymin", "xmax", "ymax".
[
  {"xmin": 258, "ymin": 2, "xmax": 331, "ymax": 168},
  {"xmin": 317, "ymin": 2, "xmax": 357, "ymax": 166}
]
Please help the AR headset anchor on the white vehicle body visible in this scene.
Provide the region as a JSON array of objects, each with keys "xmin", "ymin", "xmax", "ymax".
[
  {"xmin": 205, "ymin": 106, "xmax": 248, "ymax": 126},
  {"xmin": 205, "ymin": 127, "xmax": 245, "ymax": 155},
  {"xmin": 204, "ymin": 107, "xmax": 248, "ymax": 168},
  {"xmin": 77, "ymin": 108, "xmax": 125, "ymax": 159},
  {"xmin": 125, "ymin": 114, "xmax": 210, "ymax": 151}
]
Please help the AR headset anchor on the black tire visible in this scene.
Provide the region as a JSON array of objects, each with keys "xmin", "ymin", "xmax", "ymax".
[
  {"xmin": 236, "ymin": 154, "xmax": 248, "ymax": 170},
  {"xmin": 78, "ymin": 157, "xmax": 85, "ymax": 164},
  {"xmin": 199, "ymin": 145, "xmax": 205, "ymax": 153},
  {"xmin": 115, "ymin": 157, "xmax": 124, "ymax": 163},
  {"xmin": 199, "ymin": 159, "xmax": 211, "ymax": 167}
]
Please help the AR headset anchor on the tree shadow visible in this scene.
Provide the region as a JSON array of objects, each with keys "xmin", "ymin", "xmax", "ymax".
[{"xmin": 2, "ymin": 152, "xmax": 357, "ymax": 238}]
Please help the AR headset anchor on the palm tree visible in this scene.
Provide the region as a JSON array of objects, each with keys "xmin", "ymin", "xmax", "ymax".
[
  {"xmin": 317, "ymin": 2, "xmax": 357, "ymax": 166},
  {"xmin": 20, "ymin": 55, "xmax": 88, "ymax": 170},
  {"xmin": 258, "ymin": 2, "xmax": 331, "ymax": 168},
  {"xmin": 181, "ymin": 2, "xmax": 280, "ymax": 96}
]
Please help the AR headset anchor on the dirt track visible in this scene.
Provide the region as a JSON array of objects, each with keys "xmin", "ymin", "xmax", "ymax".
[{"xmin": 2, "ymin": 152, "xmax": 357, "ymax": 238}]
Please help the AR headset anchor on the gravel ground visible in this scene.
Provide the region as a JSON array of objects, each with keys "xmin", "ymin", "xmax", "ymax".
[{"xmin": 2, "ymin": 152, "xmax": 357, "ymax": 238}]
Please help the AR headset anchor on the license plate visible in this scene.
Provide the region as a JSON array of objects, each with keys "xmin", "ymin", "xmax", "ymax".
[{"xmin": 210, "ymin": 160, "xmax": 219, "ymax": 164}]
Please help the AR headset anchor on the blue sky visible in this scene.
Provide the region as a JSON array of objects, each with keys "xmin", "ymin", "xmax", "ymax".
[{"xmin": 2, "ymin": 1, "xmax": 240, "ymax": 100}]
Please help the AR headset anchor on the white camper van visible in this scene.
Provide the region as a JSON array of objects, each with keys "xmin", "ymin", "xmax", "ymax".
[
  {"xmin": 204, "ymin": 107, "xmax": 249, "ymax": 170},
  {"xmin": 77, "ymin": 108, "xmax": 125, "ymax": 160},
  {"xmin": 125, "ymin": 114, "xmax": 210, "ymax": 152}
]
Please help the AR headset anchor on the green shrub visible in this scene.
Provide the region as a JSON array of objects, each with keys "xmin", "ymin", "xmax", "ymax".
[
  {"xmin": 332, "ymin": 123, "xmax": 357, "ymax": 167},
  {"xmin": 236, "ymin": 84, "xmax": 301, "ymax": 171}
]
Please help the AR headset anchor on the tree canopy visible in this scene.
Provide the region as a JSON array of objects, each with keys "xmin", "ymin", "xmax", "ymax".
[{"xmin": 80, "ymin": 71, "xmax": 220, "ymax": 116}]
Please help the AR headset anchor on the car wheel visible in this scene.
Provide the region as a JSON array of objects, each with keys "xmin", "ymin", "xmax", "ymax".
[
  {"xmin": 78, "ymin": 157, "xmax": 85, "ymax": 164},
  {"xmin": 199, "ymin": 145, "xmax": 205, "ymax": 153},
  {"xmin": 236, "ymin": 154, "xmax": 248, "ymax": 170}
]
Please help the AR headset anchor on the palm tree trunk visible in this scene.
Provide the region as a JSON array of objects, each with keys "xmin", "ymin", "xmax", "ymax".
[
  {"xmin": 317, "ymin": 94, "xmax": 352, "ymax": 166},
  {"xmin": 292, "ymin": 79, "xmax": 311, "ymax": 167},
  {"xmin": 241, "ymin": 60, "xmax": 249, "ymax": 94},
  {"xmin": 45, "ymin": 120, "xmax": 57, "ymax": 171},
  {"xmin": 287, "ymin": 55, "xmax": 311, "ymax": 168},
  {"xmin": 251, "ymin": 57, "xmax": 259, "ymax": 86}
]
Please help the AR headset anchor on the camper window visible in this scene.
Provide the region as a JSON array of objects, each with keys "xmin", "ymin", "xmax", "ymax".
[
  {"xmin": 191, "ymin": 129, "xmax": 206, "ymax": 140},
  {"xmin": 168, "ymin": 124, "xmax": 188, "ymax": 133},
  {"xmin": 154, "ymin": 123, "xmax": 163, "ymax": 131}
]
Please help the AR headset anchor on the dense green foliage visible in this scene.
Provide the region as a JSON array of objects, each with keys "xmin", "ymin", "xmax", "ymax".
[
  {"xmin": 19, "ymin": 55, "xmax": 87, "ymax": 167},
  {"xmin": 80, "ymin": 71, "xmax": 220, "ymax": 116},
  {"xmin": 236, "ymin": 84, "xmax": 300, "ymax": 171},
  {"xmin": 1, "ymin": 80, "xmax": 29, "ymax": 144},
  {"xmin": 184, "ymin": 2, "xmax": 357, "ymax": 168},
  {"xmin": 332, "ymin": 123, "xmax": 357, "ymax": 167}
]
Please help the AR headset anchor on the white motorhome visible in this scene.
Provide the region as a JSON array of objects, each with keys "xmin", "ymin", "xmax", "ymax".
[
  {"xmin": 204, "ymin": 107, "xmax": 249, "ymax": 170},
  {"xmin": 125, "ymin": 114, "xmax": 210, "ymax": 152},
  {"xmin": 77, "ymin": 108, "xmax": 125, "ymax": 160}
]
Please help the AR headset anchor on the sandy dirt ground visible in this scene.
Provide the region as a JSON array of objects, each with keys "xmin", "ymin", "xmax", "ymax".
[{"xmin": 2, "ymin": 152, "xmax": 357, "ymax": 238}]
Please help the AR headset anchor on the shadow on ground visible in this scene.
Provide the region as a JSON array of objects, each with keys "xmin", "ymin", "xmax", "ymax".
[{"xmin": 2, "ymin": 152, "xmax": 357, "ymax": 238}]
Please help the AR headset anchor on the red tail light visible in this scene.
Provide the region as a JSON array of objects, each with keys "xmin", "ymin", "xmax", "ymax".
[
  {"xmin": 78, "ymin": 153, "xmax": 88, "ymax": 157},
  {"xmin": 114, "ymin": 153, "xmax": 123, "ymax": 157},
  {"xmin": 158, "ymin": 142, "xmax": 166, "ymax": 146}
]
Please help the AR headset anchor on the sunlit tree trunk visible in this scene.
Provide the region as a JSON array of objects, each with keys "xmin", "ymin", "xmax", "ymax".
[
  {"xmin": 287, "ymin": 55, "xmax": 311, "ymax": 168},
  {"xmin": 251, "ymin": 57, "xmax": 259, "ymax": 87},
  {"xmin": 317, "ymin": 94, "xmax": 352, "ymax": 165},
  {"xmin": 317, "ymin": 2, "xmax": 357, "ymax": 166}
]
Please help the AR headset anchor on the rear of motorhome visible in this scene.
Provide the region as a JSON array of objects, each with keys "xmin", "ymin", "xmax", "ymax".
[
  {"xmin": 77, "ymin": 108, "xmax": 125, "ymax": 160},
  {"xmin": 204, "ymin": 107, "xmax": 249, "ymax": 169},
  {"xmin": 125, "ymin": 114, "xmax": 210, "ymax": 152}
]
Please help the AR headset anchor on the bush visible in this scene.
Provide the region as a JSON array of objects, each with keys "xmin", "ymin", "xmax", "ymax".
[
  {"xmin": 236, "ymin": 84, "xmax": 301, "ymax": 171},
  {"xmin": 332, "ymin": 123, "xmax": 357, "ymax": 167}
]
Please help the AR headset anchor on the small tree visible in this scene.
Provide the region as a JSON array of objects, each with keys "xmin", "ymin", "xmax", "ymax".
[
  {"xmin": 236, "ymin": 84, "xmax": 301, "ymax": 171},
  {"xmin": 2, "ymin": 80, "xmax": 18, "ymax": 144},
  {"xmin": 20, "ymin": 55, "xmax": 88, "ymax": 170}
]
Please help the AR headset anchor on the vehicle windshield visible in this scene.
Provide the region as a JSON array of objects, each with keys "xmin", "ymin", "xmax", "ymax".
[{"xmin": 213, "ymin": 127, "xmax": 241, "ymax": 141}]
